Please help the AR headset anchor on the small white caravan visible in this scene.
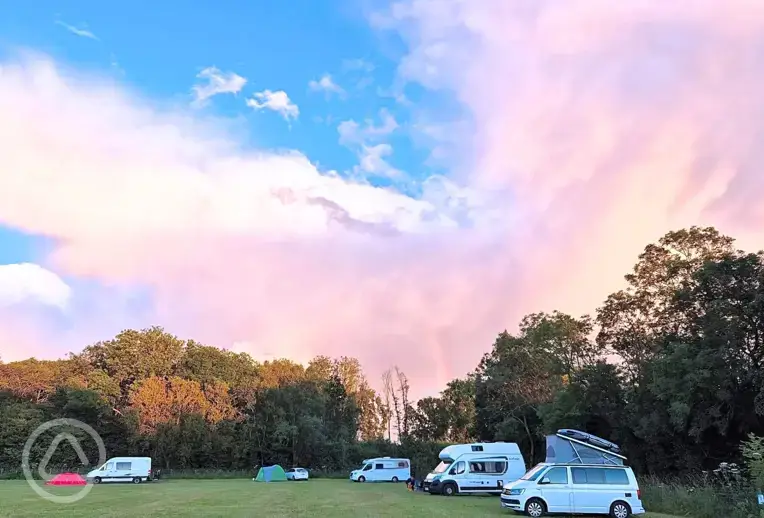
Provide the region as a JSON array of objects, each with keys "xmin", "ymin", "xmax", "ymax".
[
  {"xmin": 349, "ymin": 457, "xmax": 410, "ymax": 482},
  {"xmin": 87, "ymin": 457, "xmax": 153, "ymax": 484},
  {"xmin": 425, "ymin": 442, "xmax": 526, "ymax": 496}
]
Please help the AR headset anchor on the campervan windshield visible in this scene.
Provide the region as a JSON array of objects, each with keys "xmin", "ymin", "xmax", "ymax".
[
  {"xmin": 520, "ymin": 464, "xmax": 545, "ymax": 481},
  {"xmin": 432, "ymin": 461, "xmax": 452, "ymax": 474}
]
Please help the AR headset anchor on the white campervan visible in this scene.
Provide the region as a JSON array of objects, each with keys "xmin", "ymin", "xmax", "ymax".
[
  {"xmin": 500, "ymin": 429, "xmax": 646, "ymax": 517},
  {"xmin": 87, "ymin": 457, "xmax": 153, "ymax": 484},
  {"xmin": 349, "ymin": 457, "xmax": 410, "ymax": 483},
  {"xmin": 425, "ymin": 442, "xmax": 526, "ymax": 496}
]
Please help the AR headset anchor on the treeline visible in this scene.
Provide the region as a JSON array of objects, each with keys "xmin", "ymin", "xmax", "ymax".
[{"xmin": 2, "ymin": 226, "xmax": 764, "ymax": 478}]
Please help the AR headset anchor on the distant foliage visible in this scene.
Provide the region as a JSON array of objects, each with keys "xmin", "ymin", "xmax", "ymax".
[{"xmin": 2, "ymin": 226, "xmax": 764, "ymax": 487}]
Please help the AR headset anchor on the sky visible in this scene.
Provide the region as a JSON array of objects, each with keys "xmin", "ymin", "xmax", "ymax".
[{"xmin": 1, "ymin": 0, "xmax": 764, "ymax": 399}]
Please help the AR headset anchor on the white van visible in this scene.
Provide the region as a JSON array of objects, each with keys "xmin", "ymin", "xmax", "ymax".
[
  {"xmin": 500, "ymin": 463, "xmax": 646, "ymax": 517},
  {"xmin": 425, "ymin": 442, "xmax": 526, "ymax": 496},
  {"xmin": 349, "ymin": 457, "xmax": 410, "ymax": 482},
  {"xmin": 87, "ymin": 457, "xmax": 153, "ymax": 484}
]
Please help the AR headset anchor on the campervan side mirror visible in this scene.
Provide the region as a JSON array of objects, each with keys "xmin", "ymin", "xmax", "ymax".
[{"xmin": 539, "ymin": 476, "xmax": 551, "ymax": 485}]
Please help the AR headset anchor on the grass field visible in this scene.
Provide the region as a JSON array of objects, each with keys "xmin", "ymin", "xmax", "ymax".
[{"xmin": 0, "ymin": 479, "xmax": 686, "ymax": 517}]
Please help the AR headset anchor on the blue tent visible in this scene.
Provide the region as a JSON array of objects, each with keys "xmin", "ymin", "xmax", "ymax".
[{"xmin": 255, "ymin": 465, "xmax": 287, "ymax": 482}]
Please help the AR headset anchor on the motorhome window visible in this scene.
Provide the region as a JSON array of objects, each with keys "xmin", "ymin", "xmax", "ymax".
[
  {"xmin": 433, "ymin": 461, "xmax": 451, "ymax": 474},
  {"xmin": 603, "ymin": 469, "xmax": 629, "ymax": 485},
  {"xmin": 471, "ymin": 445, "xmax": 484, "ymax": 452},
  {"xmin": 375, "ymin": 464, "xmax": 384, "ymax": 469},
  {"xmin": 106, "ymin": 463, "xmax": 114, "ymax": 471},
  {"xmin": 520, "ymin": 464, "xmax": 545, "ymax": 481},
  {"xmin": 543, "ymin": 467, "xmax": 568, "ymax": 484},
  {"xmin": 397, "ymin": 461, "xmax": 408, "ymax": 468},
  {"xmin": 452, "ymin": 461, "xmax": 465, "ymax": 475},
  {"xmin": 116, "ymin": 462, "xmax": 131, "ymax": 470},
  {"xmin": 469, "ymin": 461, "xmax": 507, "ymax": 474},
  {"xmin": 363, "ymin": 464, "xmax": 372, "ymax": 471}
]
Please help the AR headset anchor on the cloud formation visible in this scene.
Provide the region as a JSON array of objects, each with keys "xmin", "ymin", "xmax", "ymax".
[
  {"xmin": 55, "ymin": 21, "xmax": 99, "ymax": 41},
  {"xmin": 192, "ymin": 66, "xmax": 247, "ymax": 107},
  {"xmin": 309, "ymin": 74, "xmax": 345, "ymax": 97},
  {"xmin": 0, "ymin": 263, "xmax": 71, "ymax": 309},
  {"xmin": 246, "ymin": 89, "xmax": 299, "ymax": 120},
  {"xmin": 3, "ymin": 0, "xmax": 764, "ymax": 398}
]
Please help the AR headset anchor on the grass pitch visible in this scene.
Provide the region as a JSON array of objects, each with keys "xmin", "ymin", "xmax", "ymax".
[{"xmin": 0, "ymin": 478, "xmax": 684, "ymax": 517}]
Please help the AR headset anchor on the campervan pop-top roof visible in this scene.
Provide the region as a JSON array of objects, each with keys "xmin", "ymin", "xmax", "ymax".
[{"xmin": 544, "ymin": 429, "xmax": 626, "ymax": 466}]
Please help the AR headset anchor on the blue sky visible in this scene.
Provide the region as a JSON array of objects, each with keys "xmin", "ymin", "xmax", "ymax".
[{"xmin": 0, "ymin": 0, "xmax": 448, "ymax": 262}]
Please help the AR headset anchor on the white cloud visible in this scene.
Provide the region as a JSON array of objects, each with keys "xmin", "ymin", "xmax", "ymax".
[
  {"xmin": 338, "ymin": 109, "xmax": 401, "ymax": 177},
  {"xmin": 55, "ymin": 21, "xmax": 99, "ymax": 41},
  {"xmin": 246, "ymin": 90, "xmax": 299, "ymax": 120},
  {"xmin": 338, "ymin": 109, "xmax": 398, "ymax": 145},
  {"xmin": 309, "ymin": 74, "xmax": 345, "ymax": 97},
  {"xmin": 342, "ymin": 59, "xmax": 375, "ymax": 73},
  {"xmin": 0, "ymin": 263, "xmax": 71, "ymax": 309},
  {"xmin": 192, "ymin": 66, "xmax": 247, "ymax": 107}
]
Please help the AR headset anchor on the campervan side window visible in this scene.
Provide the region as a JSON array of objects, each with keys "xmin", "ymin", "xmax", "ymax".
[
  {"xmin": 105, "ymin": 463, "xmax": 114, "ymax": 471},
  {"xmin": 375, "ymin": 464, "xmax": 384, "ymax": 469},
  {"xmin": 469, "ymin": 461, "xmax": 507, "ymax": 474},
  {"xmin": 571, "ymin": 467, "xmax": 608, "ymax": 484},
  {"xmin": 542, "ymin": 467, "xmax": 568, "ymax": 484},
  {"xmin": 116, "ymin": 462, "xmax": 132, "ymax": 471},
  {"xmin": 451, "ymin": 461, "xmax": 465, "ymax": 475},
  {"xmin": 603, "ymin": 469, "xmax": 629, "ymax": 485}
]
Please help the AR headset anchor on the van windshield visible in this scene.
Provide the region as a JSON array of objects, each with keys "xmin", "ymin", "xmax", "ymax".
[
  {"xmin": 432, "ymin": 461, "xmax": 452, "ymax": 474},
  {"xmin": 520, "ymin": 464, "xmax": 547, "ymax": 481}
]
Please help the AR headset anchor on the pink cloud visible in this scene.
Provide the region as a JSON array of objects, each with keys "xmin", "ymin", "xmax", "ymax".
[{"xmin": 3, "ymin": 1, "xmax": 764, "ymax": 398}]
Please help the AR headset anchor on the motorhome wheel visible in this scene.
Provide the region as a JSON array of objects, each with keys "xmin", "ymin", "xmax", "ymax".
[
  {"xmin": 442, "ymin": 482, "xmax": 457, "ymax": 496},
  {"xmin": 133, "ymin": 477, "xmax": 142, "ymax": 484},
  {"xmin": 358, "ymin": 476, "xmax": 366, "ymax": 482},
  {"xmin": 391, "ymin": 476, "xmax": 399, "ymax": 482}
]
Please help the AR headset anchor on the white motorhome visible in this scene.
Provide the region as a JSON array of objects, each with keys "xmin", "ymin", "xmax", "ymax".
[
  {"xmin": 87, "ymin": 457, "xmax": 153, "ymax": 484},
  {"xmin": 349, "ymin": 457, "xmax": 410, "ymax": 483},
  {"xmin": 425, "ymin": 442, "xmax": 526, "ymax": 496}
]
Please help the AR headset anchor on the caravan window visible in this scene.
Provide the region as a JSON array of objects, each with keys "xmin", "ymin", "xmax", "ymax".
[
  {"xmin": 116, "ymin": 462, "xmax": 132, "ymax": 471},
  {"xmin": 375, "ymin": 463, "xmax": 384, "ymax": 469}
]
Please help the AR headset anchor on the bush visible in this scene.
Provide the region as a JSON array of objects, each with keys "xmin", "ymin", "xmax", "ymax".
[{"xmin": 640, "ymin": 474, "xmax": 760, "ymax": 518}]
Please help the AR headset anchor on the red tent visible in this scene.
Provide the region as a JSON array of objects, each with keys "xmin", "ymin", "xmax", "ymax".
[{"xmin": 46, "ymin": 473, "xmax": 87, "ymax": 486}]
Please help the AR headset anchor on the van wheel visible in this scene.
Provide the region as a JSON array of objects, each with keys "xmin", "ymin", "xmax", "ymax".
[
  {"xmin": 132, "ymin": 477, "xmax": 142, "ymax": 484},
  {"xmin": 93, "ymin": 477, "xmax": 101, "ymax": 484},
  {"xmin": 358, "ymin": 476, "xmax": 366, "ymax": 483},
  {"xmin": 442, "ymin": 482, "xmax": 457, "ymax": 496},
  {"xmin": 391, "ymin": 476, "xmax": 399, "ymax": 483},
  {"xmin": 610, "ymin": 501, "xmax": 631, "ymax": 518},
  {"xmin": 525, "ymin": 498, "xmax": 546, "ymax": 517}
]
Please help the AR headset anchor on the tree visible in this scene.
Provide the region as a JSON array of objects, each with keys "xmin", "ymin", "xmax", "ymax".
[
  {"xmin": 80, "ymin": 327, "xmax": 186, "ymax": 399},
  {"xmin": 597, "ymin": 227, "xmax": 735, "ymax": 379}
]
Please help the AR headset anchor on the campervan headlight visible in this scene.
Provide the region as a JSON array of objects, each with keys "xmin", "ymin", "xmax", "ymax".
[{"xmin": 503, "ymin": 488, "xmax": 524, "ymax": 495}]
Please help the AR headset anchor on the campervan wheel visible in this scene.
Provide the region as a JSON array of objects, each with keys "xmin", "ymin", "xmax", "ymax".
[{"xmin": 525, "ymin": 498, "xmax": 546, "ymax": 517}]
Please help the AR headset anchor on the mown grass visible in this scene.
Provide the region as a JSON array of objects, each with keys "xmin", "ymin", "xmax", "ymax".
[{"xmin": 0, "ymin": 479, "xmax": 683, "ymax": 518}]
